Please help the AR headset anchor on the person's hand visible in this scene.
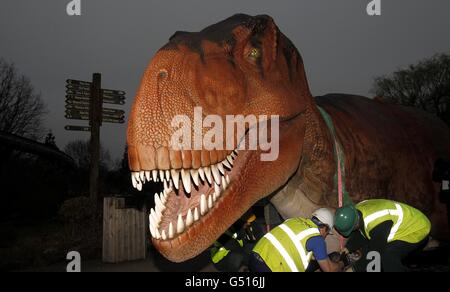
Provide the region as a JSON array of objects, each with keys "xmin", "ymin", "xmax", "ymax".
[
  {"xmin": 328, "ymin": 252, "xmax": 341, "ymax": 263},
  {"xmin": 347, "ymin": 249, "xmax": 362, "ymax": 262}
]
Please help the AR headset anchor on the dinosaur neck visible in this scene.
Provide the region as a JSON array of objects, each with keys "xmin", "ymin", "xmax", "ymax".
[
  {"xmin": 299, "ymin": 98, "xmax": 336, "ymax": 203},
  {"xmin": 271, "ymin": 96, "xmax": 336, "ymax": 218}
]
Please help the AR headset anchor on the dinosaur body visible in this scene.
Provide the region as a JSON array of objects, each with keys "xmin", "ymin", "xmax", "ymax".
[
  {"xmin": 127, "ymin": 14, "xmax": 450, "ymax": 262},
  {"xmin": 271, "ymin": 94, "xmax": 450, "ymax": 240}
]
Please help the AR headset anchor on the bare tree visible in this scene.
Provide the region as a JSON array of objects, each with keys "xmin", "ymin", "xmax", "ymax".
[
  {"xmin": 64, "ymin": 140, "xmax": 112, "ymax": 171},
  {"xmin": 0, "ymin": 59, "xmax": 46, "ymax": 138},
  {"xmin": 373, "ymin": 54, "xmax": 450, "ymax": 126}
]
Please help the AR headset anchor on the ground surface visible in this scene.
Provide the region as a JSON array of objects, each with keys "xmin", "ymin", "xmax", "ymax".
[
  {"xmin": 26, "ymin": 246, "xmax": 450, "ymax": 272},
  {"xmin": 27, "ymin": 247, "xmax": 218, "ymax": 272}
]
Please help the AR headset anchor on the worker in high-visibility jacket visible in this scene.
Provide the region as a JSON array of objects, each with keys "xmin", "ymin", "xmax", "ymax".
[
  {"xmin": 249, "ymin": 208, "xmax": 343, "ymax": 272},
  {"xmin": 211, "ymin": 229, "xmax": 245, "ymax": 271},
  {"xmin": 334, "ymin": 199, "xmax": 431, "ymax": 272},
  {"xmin": 211, "ymin": 213, "xmax": 264, "ymax": 272}
]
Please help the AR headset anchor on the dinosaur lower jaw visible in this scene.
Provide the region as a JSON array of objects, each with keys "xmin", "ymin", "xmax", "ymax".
[{"xmin": 130, "ymin": 150, "xmax": 238, "ymax": 242}]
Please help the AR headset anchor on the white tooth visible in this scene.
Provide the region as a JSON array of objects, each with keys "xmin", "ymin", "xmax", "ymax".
[
  {"xmin": 165, "ymin": 170, "xmax": 170, "ymax": 182},
  {"xmin": 181, "ymin": 169, "xmax": 191, "ymax": 194},
  {"xmin": 198, "ymin": 167, "xmax": 205, "ymax": 182},
  {"xmin": 155, "ymin": 201, "xmax": 162, "ymax": 215},
  {"xmin": 214, "ymin": 182, "xmax": 220, "ymax": 195},
  {"xmin": 136, "ymin": 180, "xmax": 143, "ymax": 191},
  {"xmin": 222, "ymin": 175, "xmax": 227, "ymax": 189},
  {"xmin": 208, "ymin": 195, "xmax": 213, "ymax": 210},
  {"xmin": 155, "ymin": 193, "xmax": 165, "ymax": 212},
  {"xmin": 216, "ymin": 187, "xmax": 221, "ymax": 198},
  {"xmin": 226, "ymin": 155, "xmax": 234, "ymax": 166},
  {"xmin": 190, "ymin": 169, "xmax": 200, "ymax": 187},
  {"xmin": 150, "ymin": 226, "xmax": 155, "ymax": 239},
  {"xmin": 155, "ymin": 228, "xmax": 161, "ymax": 239},
  {"xmin": 194, "ymin": 207, "xmax": 200, "ymax": 221},
  {"xmin": 133, "ymin": 172, "xmax": 141, "ymax": 182},
  {"xmin": 160, "ymin": 191, "xmax": 167, "ymax": 204},
  {"xmin": 213, "ymin": 192, "xmax": 219, "ymax": 202},
  {"xmin": 161, "ymin": 230, "xmax": 167, "ymax": 240},
  {"xmin": 204, "ymin": 166, "xmax": 213, "ymax": 185},
  {"xmin": 231, "ymin": 151, "xmax": 237, "ymax": 159},
  {"xmin": 150, "ymin": 208, "xmax": 158, "ymax": 227},
  {"xmin": 169, "ymin": 222, "xmax": 174, "ymax": 239},
  {"xmin": 222, "ymin": 159, "xmax": 232, "ymax": 169},
  {"xmin": 155, "ymin": 209, "xmax": 162, "ymax": 223},
  {"xmin": 145, "ymin": 171, "xmax": 151, "ymax": 182},
  {"xmin": 186, "ymin": 209, "xmax": 193, "ymax": 227},
  {"xmin": 170, "ymin": 169, "xmax": 180, "ymax": 190},
  {"xmin": 177, "ymin": 214, "xmax": 185, "ymax": 234},
  {"xmin": 211, "ymin": 165, "xmax": 221, "ymax": 185},
  {"xmin": 217, "ymin": 163, "xmax": 225, "ymax": 175},
  {"xmin": 163, "ymin": 179, "xmax": 169, "ymax": 191},
  {"xmin": 152, "ymin": 208, "xmax": 161, "ymax": 224},
  {"xmin": 226, "ymin": 174, "xmax": 230, "ymax": 185},
  {"xmin": 163, "ymin": 187, "xmax": 171, "ymax": 197},
  {"xmin": 139, "ymin": 171, "xmax": 145, "ymax": 182},
  {"xmin": 159, "ymin": 170, "xmax": 165, "ymax": 182},
  {"xmin": 149, "ymin": 214, "xmax": 155, "ymax": 238},
  {"xmin": 200, "ymin": 194, "xmax": 207, "ymax": 216},
  {"xmin": 131, "ymin": 173, "xmax": 137, "ymax": 188},
  {"xmin": 152, "ymin": 170, "xmax": 158, "ymax": 182}
]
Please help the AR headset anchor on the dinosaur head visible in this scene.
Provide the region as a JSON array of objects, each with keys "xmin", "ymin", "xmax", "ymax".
[{"xmin": 127, "ymin": 14, "xmax": 313, "ymax": 262}]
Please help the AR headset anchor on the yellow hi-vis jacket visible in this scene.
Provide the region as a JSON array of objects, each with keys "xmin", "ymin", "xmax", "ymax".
[
  {"xmin": 211, "ymin": 231, "xmax": 244, "ymax": 264},
  {"xmin": 253, "ymin": 218, "xmax": 321, "ymax": 272},
  {"xmin": 356, "ymin": 199, "xmax": 431, "ymax": 244}
]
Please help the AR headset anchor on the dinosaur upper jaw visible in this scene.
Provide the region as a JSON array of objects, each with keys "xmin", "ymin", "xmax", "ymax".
[{"xmin": 130, "ymin": 146, "xmax": 258, "ymax": 262}]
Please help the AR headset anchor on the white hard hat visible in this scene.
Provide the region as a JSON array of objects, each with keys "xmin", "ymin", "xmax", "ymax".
[{"xmin": 311, "ymin": 208, "xmax": 334, "ymax": 232}]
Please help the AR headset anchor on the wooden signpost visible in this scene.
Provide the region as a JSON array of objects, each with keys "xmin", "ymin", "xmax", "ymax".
[{"xmin": 64, "ymin": 74, "xmax": 126, "ymax": 206}]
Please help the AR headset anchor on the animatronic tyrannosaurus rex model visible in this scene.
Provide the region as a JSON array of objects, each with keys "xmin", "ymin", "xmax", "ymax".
[{"xmin": 127, "ymin": 14, "xmax": 450, "ymax": 262}]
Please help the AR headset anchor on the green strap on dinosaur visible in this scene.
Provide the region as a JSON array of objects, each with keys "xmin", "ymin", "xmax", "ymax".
[{"xmin": 317, "ymin": 106, "xmax": 353, "ymax": 207}]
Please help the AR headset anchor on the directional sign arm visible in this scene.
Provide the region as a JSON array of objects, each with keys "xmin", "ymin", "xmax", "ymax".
[
  {"xmin": 102, "ymin": 89, "xmax": 126, "ymax": 96},
  {"xmin": 66, "ymin": 79, "xmax": 92, "ymax": 87},
  {"xmin": 65, "ymin": 125, "xmax": 91, "ymax": 132}
]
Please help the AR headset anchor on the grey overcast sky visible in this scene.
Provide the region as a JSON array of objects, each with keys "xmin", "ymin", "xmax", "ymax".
[{"xmin": 1, "ymin": 0, "xmax": 449, "ymax": 161}]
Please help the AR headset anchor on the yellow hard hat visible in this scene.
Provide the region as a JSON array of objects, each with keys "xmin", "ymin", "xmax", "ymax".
[{"xmin": 246, "ymin": 214, "xmax": 256, "ymax": 223}]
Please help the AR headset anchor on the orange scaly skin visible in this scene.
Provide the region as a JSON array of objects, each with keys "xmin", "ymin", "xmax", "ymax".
[{"xmin": 127, "ymin": 14, "xmax": 450, "ymax": 262}]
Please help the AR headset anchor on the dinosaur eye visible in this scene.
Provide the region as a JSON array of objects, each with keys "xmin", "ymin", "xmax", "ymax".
[{"xmin": 249, "ymin": 48, "xmax": 261, "ymax": 59}]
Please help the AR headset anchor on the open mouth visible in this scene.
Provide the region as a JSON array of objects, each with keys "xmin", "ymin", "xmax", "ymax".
[{"xmin": 130, "ymin": 150, "xmax": 238, "ymax": 241}]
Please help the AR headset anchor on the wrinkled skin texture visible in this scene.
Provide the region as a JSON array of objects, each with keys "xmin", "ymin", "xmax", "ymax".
[{"xmin": 127, "ymin": 14, "xmax": 450, "ymax": 262}]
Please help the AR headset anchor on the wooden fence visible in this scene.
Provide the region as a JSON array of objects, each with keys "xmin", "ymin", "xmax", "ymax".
[{"xmin": 102, "ymin": 197, "xmax": 147, "ymax": 263}]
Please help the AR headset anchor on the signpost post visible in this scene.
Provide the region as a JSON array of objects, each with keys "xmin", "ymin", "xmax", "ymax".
[
  {"xmin": 64, "ymin": 74, "xmax": 126, "ymax": 208},
  {"xmin": 90, "ymin": 73, "xmax": 102, "ymax": 208}
]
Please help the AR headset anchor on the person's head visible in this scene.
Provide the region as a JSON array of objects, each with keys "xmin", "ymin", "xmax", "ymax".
[
  {"xmin": 244, "ymin": 214, "xmax": 257, "ymax": 228},
  {"xmin": 311, "ymin": 208, "xmax": 334, "ymax": 238},
  {"xmin": 233, "ymin": 210, "xmax": 256, "ymax": 230},
  {"xmin": 334, "ymin": 205, "xmax": 360, "ymax": 237}
]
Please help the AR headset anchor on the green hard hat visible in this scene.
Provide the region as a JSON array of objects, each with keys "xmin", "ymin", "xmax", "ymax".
[{"xmin": 334, "ymin": 205, "xmax": 359, "ymax": 237}]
